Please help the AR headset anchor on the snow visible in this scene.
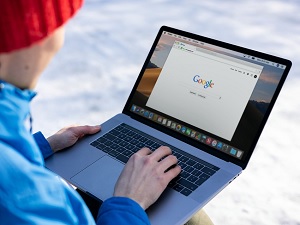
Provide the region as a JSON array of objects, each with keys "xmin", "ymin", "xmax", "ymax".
[{"xmin": 31, "ymin": 0, "xmax": 300, "ymax": 224}]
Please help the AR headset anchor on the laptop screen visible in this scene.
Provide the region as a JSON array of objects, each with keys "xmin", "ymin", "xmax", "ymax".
[{"xmin": 124, "ymin": 26, "xmax": 291, "ymax": 168}]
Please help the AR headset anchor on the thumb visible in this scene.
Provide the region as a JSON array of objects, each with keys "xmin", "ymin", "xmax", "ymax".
[{"xmin": 73, "ymin": 125, "xmax": 101, "ymax": 137}]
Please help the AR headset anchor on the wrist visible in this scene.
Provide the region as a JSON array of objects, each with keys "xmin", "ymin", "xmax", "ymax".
[
  {"xmin": 46, "ymin": 135, "xmax": 60, "ymax": 153},
  {"xmin": 113, "ymin": 192, "xmax": 147, "ymax": 210}
]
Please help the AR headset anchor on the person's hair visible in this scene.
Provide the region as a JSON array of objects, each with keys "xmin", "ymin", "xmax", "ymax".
[{"xmin": 0, "ymin": 0, "xmax": 83, "ymax": 53}]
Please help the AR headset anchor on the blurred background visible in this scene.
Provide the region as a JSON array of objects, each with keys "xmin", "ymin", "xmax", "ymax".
[{"xmin": 32, "ymin": 0, "xmax": 300, "ymax": 224}]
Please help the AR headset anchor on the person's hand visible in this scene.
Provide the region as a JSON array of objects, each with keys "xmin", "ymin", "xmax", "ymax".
[
  {"xmin": 47, "ymin": 125, "xmax": 101, "ymax": 153},
  {"xmin": 113, "ymin": 146, "xmax": 181, "ymax": 210}
]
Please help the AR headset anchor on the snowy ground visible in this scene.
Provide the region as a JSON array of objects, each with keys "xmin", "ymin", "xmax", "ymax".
[{"xmin": 31, "ymin": 0, "xmax": 300, "ymax": 224}]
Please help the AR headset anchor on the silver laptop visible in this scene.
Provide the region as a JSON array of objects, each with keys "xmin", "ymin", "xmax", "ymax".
[{"xmin": 45, "ymin": 26, "xmax": 291, "ymax": 225}]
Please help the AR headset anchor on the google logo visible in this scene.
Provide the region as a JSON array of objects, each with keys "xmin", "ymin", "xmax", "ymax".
[{"xmin": 193, "ymin": 75, "xmax": 214, "ymax": 88}]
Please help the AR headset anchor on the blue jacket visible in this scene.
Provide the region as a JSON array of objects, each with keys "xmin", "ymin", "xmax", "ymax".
[{"xmin": 0, "ymin": 81, "xmax": 150, "ymax": 224}]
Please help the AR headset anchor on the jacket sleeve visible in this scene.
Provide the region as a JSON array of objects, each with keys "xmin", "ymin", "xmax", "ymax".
[
  {"xmin": 33, "ymin": 131, "xmax": 54, "ymax": 159},
  {"xmin": 0, "ymin": 142, "xmax": 96, "ymax": 225},
  {"xmin": 97, "ymin": 197, "xmax": 150, "ymax": 225}
]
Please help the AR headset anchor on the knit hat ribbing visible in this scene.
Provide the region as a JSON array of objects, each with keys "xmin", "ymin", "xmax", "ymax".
[{"xmin": 0, "ymin": 0, "xmax": 83, "ymax": 53}]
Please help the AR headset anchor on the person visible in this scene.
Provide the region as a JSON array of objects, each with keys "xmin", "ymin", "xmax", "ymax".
[{"xmin": 0, "ymin": 0, "xmax": 213, "ymax": 224}]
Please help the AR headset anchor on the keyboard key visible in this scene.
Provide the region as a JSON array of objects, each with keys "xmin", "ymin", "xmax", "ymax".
[
  {"xmin": 195, "ymin": 175, "xmax": 210, "ymax": 186},
  {"xmin": 108, "ymin": 150, "xmax": 119, "ymax": 157},
  {"xmin": 177, "ymin": 179, "xmax": 197, "ymax": 191},
  {"xmin": 127, "ymin": 131, "xmax": 135, "ymax": 136},
  {"xmin": 173, "ymin": 184, "xmax": 184, "ymax": 192},
  {"xmin": 124, "ymin": 136, "xmax": 131, "ymax": 142},
  {"xmin": 123, "ymin": 150, "xmax": 134, "ymax": 157},
  {"xmin": 119, "ymin": 133, "xmax": 126, "ymax": 139},
  {"xmin": 97, "ymin": 137, "xmax": 108, "ymax": 143},
  {"xmin": 180, "ymin": 188, "xmax": 192, "ymax": 196},
  {"xmin": 103, "ymin": 133, "xmax": 116, "ymax": 141},
  {"xmin": 185, "ymin": 165, "xmax": 194, "ymax": 173},
  {"xmin": 104, "ymin": 141, "xmax": 113, "ymax": 146},
  {"xmin": 152, "ymin": 143, "xmax": 161, "ymax": 149},
  {"xmin": 114, "ymin": 125, "xmax": 124, "ymax": 131},
  {"xmin": 191, "ymin": 170, "xmax": 202, "ymax": 177},
  {"xmin": 110, "ymin": 130, "xmax": 120, "ymax": 136},
  {"xmin": 201, "ymin": 167, "xmax": 217, "ymax": 176},
  {"xmin": 120, "ymin": 128, "xmax": 130, "ymax": 134},
  {"xmin": 179, "ymin": 162, "xmax": 187, "ymax": 170},
  {"xmin": 180, "ymin": 156, "xmax": 189, "ymax": 163},
  {"xmin": 90, "ymin": 141, "xmax": 98, "ymax": 147},
  {"xmin": 113, "ymin": 138, "xmax": 122, "ymax": 144},
  {"xmin": 133, "ymin": 133, "xmax": 142, "ymax": 139},
  {"xmin": 102, "ymin": 147, "xmax": 111, "ymax": 153},
  {"xmin": 119, "ymin": 141, "xmax": 128, "ymax": 147},
  {"xmin": 129, "ymin": 139, "xmax": 139, "ymax": 145},
  {"xmin": 116, "ymin": 154, "xmax": 129, "ymax": 163},
  {"xmin": 186, "ymin": 159, "xmax": 196, "ymax": 166},
  {"xmin": 97, "ymin": 144, "xmax": 106, "ymax": 150},
  {"xmin": 198, "ymin": 173, "xmax": 210, "ymax": 180},
  {"xmin": 136, "ymin": 142, "xmax": 146, "ymax": 148},
  {"xmin": 173, "ymin": 151, "xmax": 182, "ymax": 158},
  {"xmin": 169, "ymin": 176, "xmax": 180, "ymax": 187},
  {"xmin": 126, "ymin": 144, "xmax": 135, "ymax": 151},
  {"xmin": 110, "ymin": 143, "xmax": 119, "ymax": 149},
  {"xmin": 131, "ymin": 147, "xmax": 140, "ymax": 153},
  {"xmin": 115, "ymin": 146, "xmax": 126, "ymax": 154},
  {"xmin": 145, "ymin": 140, "xmax": 155, "ymax": 146},
  {"xmin": 139, "ymin": 137, "xmax": 148, "ymax": 143},
  {"xmin": 187, "ymin": 175, "xmax": 198, "ymax": 183},
  {"xmin": 194, "ymin": 163, "xmax": 204, "ymax": 170},
  {"xmin": 195, "ymin": 178, "xmax": 206, "ymax": 186},
  {"xmin": 180, "ymin": 171, "xmax": 190, "ymax": 179}
]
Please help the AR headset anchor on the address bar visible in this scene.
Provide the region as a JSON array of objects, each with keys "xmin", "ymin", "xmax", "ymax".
[
  {"xmin": 174, "ymin": 41, "xmax": 263, "ymax": 74},
  {"xmin": 194, "ymin": 47, "xmax": 262, "ymax": 74}
]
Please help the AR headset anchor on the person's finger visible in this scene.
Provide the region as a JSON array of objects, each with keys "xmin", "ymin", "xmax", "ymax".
[
  {"xmin": 158, "ymin": 154, "xmax": 179, "ymax": 173},
  {"xmin": 72, "ymin": 125, "xmax": 101, "ymax": 136},
  {"xmin": 164, "ymin": 165, "xmax": 181, "ymax": 181},
  {"xmin": 135, "ymin": 147, "xmax": 152, "ymax": 156},
  {"xmin": 150, "ymin": 146, "xmax": 172, "ymax": 161}
]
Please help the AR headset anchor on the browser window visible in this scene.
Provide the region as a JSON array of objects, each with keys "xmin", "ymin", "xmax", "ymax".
[{"xmin": 146, "ymin": 41, "xmax": 263, "ymax": 141}]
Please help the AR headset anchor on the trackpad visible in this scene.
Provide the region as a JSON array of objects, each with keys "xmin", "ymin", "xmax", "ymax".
[{"xmin": 71, "ymin": 156, "xmax": 124, "ymax": 201}]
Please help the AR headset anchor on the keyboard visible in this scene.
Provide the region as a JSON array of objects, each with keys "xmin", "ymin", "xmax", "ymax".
[{"xmin": 90, "ymin": 123, "xmax": 219, "ymax": 196}]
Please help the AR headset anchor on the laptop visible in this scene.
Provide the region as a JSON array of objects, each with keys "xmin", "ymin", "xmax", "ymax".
[{"xmin": 45, "ymin": 26, "xmax": 291, "ymax": 225}]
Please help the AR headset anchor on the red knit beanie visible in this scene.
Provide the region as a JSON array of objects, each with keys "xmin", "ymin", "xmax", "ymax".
[{"xmin": 0, "ymin": 0, "xmax": 83, "ymax": 53}]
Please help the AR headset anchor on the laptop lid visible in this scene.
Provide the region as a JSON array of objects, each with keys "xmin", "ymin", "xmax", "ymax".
[{"xmin": 123, "ymin": 26, "xmax": 291, "ymax": 170}]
